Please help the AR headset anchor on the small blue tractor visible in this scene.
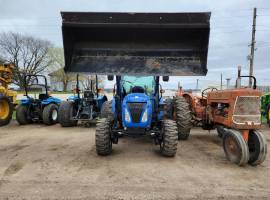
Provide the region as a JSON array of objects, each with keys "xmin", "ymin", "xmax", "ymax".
[
  {"xmin": 16, "ymin": 74, "xmax": 61, "ymax": 125},
  {"xmin": 61, "ymin": 11, "xmax": 210, "ymax": 156},
  {"xmin": 58, "ymin": 74, "xmax": 108, "ymax": 127}
]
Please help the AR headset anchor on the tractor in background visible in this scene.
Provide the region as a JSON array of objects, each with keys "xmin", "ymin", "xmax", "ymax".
[
  {"xmin": 58, "ymin": 74, "xmax": 108, "ymax": 127},
  {"xmin": 0, "ymin": 63, "xmax": 17, "ymax": 126},
  {"xmin": 16, "ymin": 74, "xmax": 61, "ymax": 125},
  {"xmin": 175, "ymin": 74, "xmax": 267, "ymax": 166},
  {"xmin": 61, "ymin": 11, "xmax": 211, "ymax": 156},
  {"xmin": 261, "ymin": 92, "xmax": 270, "ymax": 127}
]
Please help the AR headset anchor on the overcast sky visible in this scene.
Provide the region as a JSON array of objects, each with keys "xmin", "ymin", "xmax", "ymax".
[{"xmin": 0, "ymin": 0, "xmax": 270, "ymax": 89}]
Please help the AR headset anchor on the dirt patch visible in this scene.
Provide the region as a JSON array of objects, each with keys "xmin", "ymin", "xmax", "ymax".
[
  {"xmin": 0, "ymin": 144, "xmax": 30, "ymax": 153},
  {"xmin": 48, "ymin": 144, "xmax": 69, "ymax": 151},
  {"xmin": 4, "ymin": 162, "xmax": 24, "ymax": 176},
  {"xmin": 0, "ymin": 121, "xmax": 269, "ymax": 199}
]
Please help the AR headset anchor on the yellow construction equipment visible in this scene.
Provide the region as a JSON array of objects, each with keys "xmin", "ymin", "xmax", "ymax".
[{"xmin": 0, "ymin": 63, "xmax": 17, "ymax": 126}]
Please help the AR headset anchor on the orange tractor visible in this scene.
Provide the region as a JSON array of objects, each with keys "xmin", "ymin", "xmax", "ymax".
[{"xmin": 173, "ymin": 75, "xmax": 267, "ymax": 166}]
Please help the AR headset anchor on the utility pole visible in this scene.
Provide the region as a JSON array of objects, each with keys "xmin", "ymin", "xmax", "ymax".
[
  {"xmin": 249, "ymin": 7, "xmax": 257, "ymax": 88},
  {"xmin": 220, "ymin": 73, "xmax": 223, "ymax": 90},
  {"xmin": 236, "ymin": 65, "xmax": 241, "ymax": 88},
  {"xmin": 226, "ymin": 78, "xmax": 231, "ymax": 89},
  {"xmin": 196, "ymin": 79, "xmax": 199, "ymax": 90}
]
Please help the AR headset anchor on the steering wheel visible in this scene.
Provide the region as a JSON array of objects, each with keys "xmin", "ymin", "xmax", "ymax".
[{"xmin": 202, "ymin": 87, "xmax": 218, "ymax": 98}]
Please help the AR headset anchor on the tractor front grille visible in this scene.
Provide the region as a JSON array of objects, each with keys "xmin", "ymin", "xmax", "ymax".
[
  {"xmin": 127, "ymin": 102, "xmax": 146, "ymax": 123},
  {"xmin": 233, "ymin": 96, "xmax": 261, "ymax": 124}
]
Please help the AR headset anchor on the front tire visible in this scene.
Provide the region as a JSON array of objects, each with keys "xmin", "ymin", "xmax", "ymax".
[
  {"xmin": 42, "ymin": 104, "xmax": 59, "ymax": 125},
  {"xmin": 174, "ymin": 96, "xmax": 192, "ymax": 140},
  {"xmin": 58, "ymin": 101, "xmax": 78, "ymax": 127},
  {"xmin": 248, "ymin": 130, "xmax": 267, "ymax": 166},
  {"xmin": 222, "ymin": 129, "xmax": 249, "ymax": 166},
  {"xmin": 100, "ymin": 101, "xmax": 113, "ymax": 119},
  {"xmin": 0, "ymin": 96, "xmax": 13, "ymax": 126},
  {"xmin": 96, "ymin": 118, "xmax": 112, "ymax": 156},
  {"xmin": 160, "ymin": 119, "xmax": 178, "ymax": 157}
]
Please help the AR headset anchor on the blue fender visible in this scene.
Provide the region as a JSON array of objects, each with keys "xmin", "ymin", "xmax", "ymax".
[
  {"xmin": 67, "ymin": 95, "xmax": 79, "ymax": 101},
  {"xmin": 20, "ymin": 98, "xmax": 31, "ymax": 105},
  {"xmin": 41, "ymin": 96, "xmax": 61, "ymax": 105}
]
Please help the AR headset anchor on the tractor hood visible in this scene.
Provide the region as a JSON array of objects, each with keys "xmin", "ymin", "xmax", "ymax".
[{"xmin": 61, "ymin": 12, "xmax": 211, "ymax": 76}]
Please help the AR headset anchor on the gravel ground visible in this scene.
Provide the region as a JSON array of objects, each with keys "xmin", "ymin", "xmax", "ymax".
[{"xmin": 0, "ymin": 121, "xmax": 270, "ymax": 200}]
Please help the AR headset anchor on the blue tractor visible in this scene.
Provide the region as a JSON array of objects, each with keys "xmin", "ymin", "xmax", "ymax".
[
  {"xmin": 98, "ymin": 75, "xmax": 179, "ymax": 156},
  {"xmin": 58, "ymin": 74, "xmax": 108, "ymax": 126},
  {"xmin": 16, "ymin": 74, "xmax": 61, "ymax": 125},
  {"xmin": 61, "ymin": 11, "xmax": 210, "ymax": 156}
]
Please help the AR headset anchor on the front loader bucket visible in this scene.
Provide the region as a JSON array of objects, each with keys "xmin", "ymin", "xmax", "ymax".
[{"xmin": 61, "ymin": 12, "xmax": 211, "ymax": 76}]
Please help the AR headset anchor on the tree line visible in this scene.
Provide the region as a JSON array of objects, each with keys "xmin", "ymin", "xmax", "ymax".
[{"xmin": 0, "ymin": 32, "xmax": 101, "ymax": 92}]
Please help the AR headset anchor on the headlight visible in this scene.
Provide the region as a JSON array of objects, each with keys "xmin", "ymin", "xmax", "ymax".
[
  {"xmin": 125, "ymin": 108, "xmax": 131, "ymax": 122},
  {"xmin": 141, "ymin": 109, "xmax": 148, "ymax": 122}
]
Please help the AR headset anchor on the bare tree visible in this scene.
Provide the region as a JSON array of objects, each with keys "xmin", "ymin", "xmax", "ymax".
[
  {"xmin": 0, "ymin": 32, "xmax": 53, "ymax": 88},
  {"xmin": 48, "ymin": 48, "xmax": 106, "ymax": 92},
  {"xmin": 48, "ymin": 48, "xmax": 76, "ymax": 92},
  {"xmin": 80, "ymin": 75, "xmax": 105, "ymax": 91}
]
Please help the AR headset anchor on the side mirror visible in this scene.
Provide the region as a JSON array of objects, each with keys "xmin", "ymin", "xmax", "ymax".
[
  {"xmin": 163, "ymin": 76, "xmax": 169, "ymax": 82},
  {"xmin": 160, "ymin": 89, "xmax": 165, "ymax": 94},
  {"xmin": 108, "ymin": 75, "xmax": 114, "ymax": 81}
]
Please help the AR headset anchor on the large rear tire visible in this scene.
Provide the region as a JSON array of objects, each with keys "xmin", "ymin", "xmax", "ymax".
[
  {"xmin": 96, "ymin": 118, "xmax": 112, "ymax": 156},
  {"xmin": 100, "ymin": 101, "xmax": 113, "ymax": 119},
  {"xmin": 58, "ymin": 101, "xmax": 78, "ymax": 127},
  {"xmin": 43, "ymin": 103, "xmax": 59, "ymax": 125},
  {"xmin": 248, "ymin": 130, "xmax": 267, "ymax": 166},
  {"xmin": 16, "ymin": 104, "xmax": 31, "ymax": 125},
  {"xmin": 174, "ymin": 96, "xmax": 192, "ymax": 140},
  {"xmin": 222, "ymin": 129, "xmax": 249, "ymax": 166},
  {"xmin": 160, "ymin": 119, "xmax": 178, "ymax": 157},
  {"xmin": 0, "ymin": 96, "xmax": 13, "ymax": 126}
]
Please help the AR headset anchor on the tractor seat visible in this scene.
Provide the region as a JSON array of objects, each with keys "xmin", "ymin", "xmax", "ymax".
[
  {"xmin": 39, "ymin": 93, "xmax": 49, "ymax": 100},
  {"xmin": 131, "ymin": 86, "xmax": 145, "ymax": 93},
  {"xmin": 84, "ymin": 90, "xmax": 95, "ymax": 99}
]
